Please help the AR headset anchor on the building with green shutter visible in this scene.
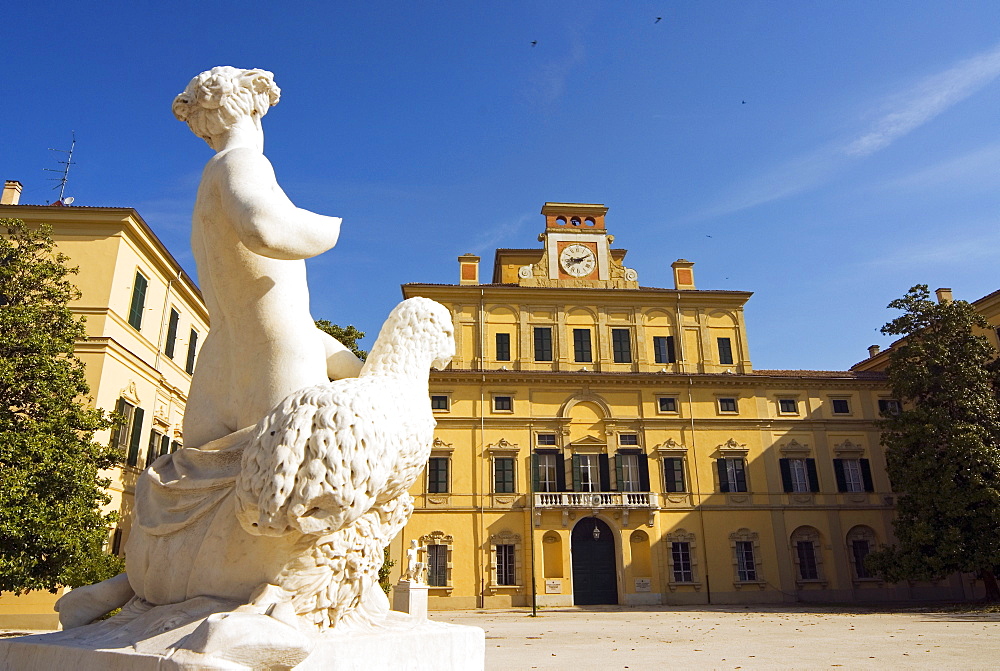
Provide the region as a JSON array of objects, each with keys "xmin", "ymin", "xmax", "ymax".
[{"xmin": 391, "ymin": 201, "xmax": 979, "ymax": 609}]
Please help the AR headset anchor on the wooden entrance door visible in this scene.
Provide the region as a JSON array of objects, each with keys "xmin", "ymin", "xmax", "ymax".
[{"xmin": 571, "ymin": 518, "xmax": 618, "ymax": 605}]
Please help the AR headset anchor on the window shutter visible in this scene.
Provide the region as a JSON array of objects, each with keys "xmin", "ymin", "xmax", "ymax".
[
  {"xmin": 111, "ymin": 398, "xmax": 128, "ymax": 450},
  {"xmin": 146, "ymin": 430, "xmax": 159, "ymax": 468},
  {"xmin": 833, "ymin": 459, "xmax": 847, "ymax": 492},
  {"xmin": 860, "ymin": 458, "xmax": 874, "ymax": 492},
  {"xmin": 598, "ymin": 454, "xmax": 611, "ymax": 491},
  {"xmin": 806, "ymin": 458, "xmax": 820, "ymax": 492},
  {"xmin": 571, "ymin": 455, "xmax": 582, "ymax": 492},
  {"xmin": 556, "ymin": 454, "xmax": 566, "ymax": 492},
  {"xmin": 159, "ymin": 433, "xmax": 171, "ymax": 458},
  {"xmin": 638, "ymin": 454, "xmax": 650, "ymax": 491},
  {"xmin": 165, "ymin": 309, "xmax": 180, "ymax": 358},
  {"xmin": 734, "ymin": 459, "xmax": 747, "ymax": 492},
  {"xmin": 666, "ymin": 335, "xmax": 677, "ymax": 363},
  {"xmin": 128, "ymin": 272, "xmax": 147, "ymax": 330},
  {"xmin": 779, "ymin": 458, "xmax": 793, "ymax": 493},
  {"xmin": 531, "ymin": 453, "xmax": 539, "ymax": 493},
  {"xmin": 614, "ymin": 454, "xmax": 623, "ymax": 492},
  {"xmin": 717, "ymin": 458, "xmax": 730, "ymax": 493},
  {"xmin": 186, "ymin": 329, "xmax": 199, "ymax": 374},
  {"xmin": 127, "ymin": 407, "xmax": 145, "ymax": 466}
]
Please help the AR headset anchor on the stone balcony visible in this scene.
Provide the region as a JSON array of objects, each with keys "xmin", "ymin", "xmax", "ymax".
[{"xmin": 533, "ymin": 492, "xmax": 658, "ymax": 527}]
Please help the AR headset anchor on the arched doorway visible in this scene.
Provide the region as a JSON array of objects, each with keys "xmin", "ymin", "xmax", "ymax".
[{"xmin": 571, "ymin": 517, "xmax": 618, "ymax": 605}]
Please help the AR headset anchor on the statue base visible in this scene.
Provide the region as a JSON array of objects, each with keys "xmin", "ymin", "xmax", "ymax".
[
  {"xmin": 392, "ymin": 580, "xmax": 429, "ymax": 620},
  {"xmin": 0, "ymin": 599, "xmax": 484, "ymax": 671}
]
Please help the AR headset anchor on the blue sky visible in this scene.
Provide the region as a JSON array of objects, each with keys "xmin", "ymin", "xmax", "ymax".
[{"xmin": 5, "ymin": 1, "xmax": 1000, "ymax": 370}]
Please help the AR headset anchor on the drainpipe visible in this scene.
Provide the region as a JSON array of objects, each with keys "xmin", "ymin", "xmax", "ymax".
[
  {"xmin": 153, "ymin": 271, "xmax": 182, "ymax": 372},
  {"xmin": 478, "ymin": 287, "xmax": 486, "ymax": 608}
]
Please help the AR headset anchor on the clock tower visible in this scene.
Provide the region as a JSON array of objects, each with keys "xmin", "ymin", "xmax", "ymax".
[{"xmin": 493, "ymin": 202, "xmax": 638, "ymax": 289}]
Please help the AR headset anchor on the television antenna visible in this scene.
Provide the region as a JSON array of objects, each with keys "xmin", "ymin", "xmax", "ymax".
[{"xmin": 46, "ymin": 131, "xmax": 76, "ymax": 203}]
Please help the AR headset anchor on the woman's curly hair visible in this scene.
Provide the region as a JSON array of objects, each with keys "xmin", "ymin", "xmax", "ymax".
[{"xmin": 173, "ymin": 66, "xmax": 280, "ymax": 143}]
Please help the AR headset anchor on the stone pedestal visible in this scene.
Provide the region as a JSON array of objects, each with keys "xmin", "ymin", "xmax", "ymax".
[
  {"xmin": 392, "ymin": 580, "xmax": 429, "ymax": 620},
  {"xmin": 0, "ymin": 606, "xmax": 483, "ymax": 671}
]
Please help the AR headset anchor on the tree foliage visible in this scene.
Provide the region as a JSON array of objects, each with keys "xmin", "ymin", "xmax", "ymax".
[
  {"xmin": 0, "ymin": 218, "xmax": 124, "ymax": 594},
  {"xmin": 315, "ymin": 320, "xmax": 367, "ymax": 361},
  {"xmin": 866, "ymin": 285, "xmax": 1000, "ymax": 600}
]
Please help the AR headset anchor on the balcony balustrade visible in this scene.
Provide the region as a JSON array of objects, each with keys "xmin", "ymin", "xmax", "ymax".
[{"xmin": 534, "ymin": 491, "xmax": 658, "ymax": 509}]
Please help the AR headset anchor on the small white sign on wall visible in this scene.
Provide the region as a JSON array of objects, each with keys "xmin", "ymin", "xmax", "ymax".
[
  {"xmin": 634, "ymin": 578, "xmax": 651, "ymax": 592},
  {"xmin": 545, "ymin": 580, "xmax": 561, "ymax": 594}
]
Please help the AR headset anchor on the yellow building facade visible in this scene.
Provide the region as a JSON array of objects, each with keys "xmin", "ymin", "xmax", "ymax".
[
  {"xmin": 0, "ymin": 181, "xmax": 208, "ymax": 627},
  {"xmin": 396, "ymin": 202, "xmax": 977, "ymax": 609}
]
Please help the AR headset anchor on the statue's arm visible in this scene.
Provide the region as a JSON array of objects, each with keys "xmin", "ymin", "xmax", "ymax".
[
  {"xmin": 318, "ymin": 328, "xmax": 364, "ymax": 380},
  {"xmin": 218, "ymin": 149, "xmax": 343, "ymax": 260}
]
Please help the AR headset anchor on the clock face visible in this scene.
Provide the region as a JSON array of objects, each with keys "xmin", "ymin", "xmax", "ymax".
[{"xmin": 560, "ymin": 243, "xmax": 596, "ymax": 277}]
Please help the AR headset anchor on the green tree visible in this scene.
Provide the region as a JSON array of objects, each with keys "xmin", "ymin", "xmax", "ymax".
[
  {"xmin": 866, "ymin": 285, "xmax": 1000, "ymax": 600},
  {"xmin": 0, "ymin": 218, "xmax": 124, "ymax": 594},
  {"xmin": 315, "ymin": 320, "xmax": 367, "ymax": 360},
  {"xmin": 378, "ymin": 546, "xmax": 395, "ymax": 595}
]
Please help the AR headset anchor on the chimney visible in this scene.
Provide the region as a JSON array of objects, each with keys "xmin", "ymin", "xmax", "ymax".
[
  {"xmin": 458, "ymin": 253, "xmax": 480, "ymax": 285},
  {"xmin": 935, "ymin": 288, "xmax": 953, "ymax": 304},
  {"xmin": 868, "ymin": 345, "xmax": 880, "ymax": 358},
  {"xmin": 671, "ymin": 259, "xmax": 695, "ymax": 290},
  {"xmin": 1, "ymin": 180, "xmax": 22, "ymax": 205}
]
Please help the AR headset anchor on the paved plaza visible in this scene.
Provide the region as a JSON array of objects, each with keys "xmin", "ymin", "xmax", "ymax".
[{"xmin": 431, "ymin": 604, "xmax": 1000, "ymax": 670}]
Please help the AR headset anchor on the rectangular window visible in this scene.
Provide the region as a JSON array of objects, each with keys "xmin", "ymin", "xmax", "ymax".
[
  {"xmin": 493, "ymin": 395, "xmax": 512, "ymax": 412},
  {"xmin": 533, "ymin": 327, "xmax": 553, "ymax": 362},
  {"xmin": 127, "ymin": 271, "xmax": 148, "ymax": 330},
  {"xmin": 495, "ymin": 333, "xmax": 511, "ymax": 362},
  {"xmin": 164, "ymin": 308, "xmax": 180, "ymax": 358},
  {"xmin": 779, "ymin": 458, "xmax": 819, "ymax": 493},
  {"xmin": 717, "ymin": 337, "xmax": 734, "ymax": 365},
  {"xmin": 535, "ymin": 452, "xmax": 560, "ymax": 493},
  {"xmin": 573, "ymin": 328, "xmax": 592, "ymax": 363},
  {"xmin": 616, "ymin": 453, "xmax": 641, "ymax": 492},
  {"xmin": 619, "ymin": 434, "xmax": 638, "ymax": 446},
  {"xmin": 185, "ymin": 329, "xmax": 199, "ymax": 374},
  {"xmin": 536, "ymin": 434, "xmax": 557, "ymax": 446},
  {"xmin": 611, "ymin": 329, "xmax": 632, "ymax": 363},
  {"xmin": 663, "ymin": 457, "xmax": 686, "ymax": 493},
  {"xmin": 718, "ymin": 397, "xmax": 738, "ymax": 413},
  {"xmin": 717, "ymin": 457, "xmax": 747, "ymax": 492},
  {"xmin": 878, "ymin": 399, "xmax": 901, "ymax": 416},
  {"xmin": 653, "ymin": 336, "xmax": 677, "ymax": 364},
  {"xmin": 430, "ymin": 395, "xmax": 449, "ymax": 411},
  {"xmin": 671, "ymin": 542, "xmax": 693, "ymax": 582},
  {"xmin": 427, "ymin": 457, "xmax": 449, "ymax": 493},
  {"xmin": 736, "ymin": 540, "xmax": 757, "ymax": 581},
  {"xmin": 658, "ymin": 397, "xmax": 678, "ymax": 413},
  {"xmin": 125, "ymin": 406, "xmax": 145, "ymax": 467},
  {"xmin": 852, "ymin": 540, "xmax": 872, "ymax": 579},
  {"xmin": 496, "ymin": 544, "xmax": 516, "ymax": 586},
  {"xmin": 834, "ymin": 458, "xmax": 873, "ymax": 493},
  {"xmin": 797, "ymin": 541, "xmax": 819, "ymax": 580},
  {"xmin": 146, "ymin": 429, "xmax": 167, "ymax": 469},
  {"xmin": 831, "ymin": 398, "xmax": 850, "ymax": 414},
  {"xmin": 427, "ymin": 545, "xmax": 448, "ymax": 586},
  {"xmin": 158, "ymin": 433, "xmax": 171, "ymax": 458},
  {"xmin": 494, "ymin": 457, "xmax": 515, "ymax": 494},
  {"xmin": 574, "ymin": 454, "xmax": 601, "ymax": 492},
  {"xmin": 778, "ymin": 398, "xmax": 798, "ymax": 414},
  {"xmin": 112, "ymin": 398, "xmax": 145, "ymax": 467}
]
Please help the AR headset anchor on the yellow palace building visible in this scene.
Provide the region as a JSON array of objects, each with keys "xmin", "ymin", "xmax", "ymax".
[
  {"xmin": 0, "ymin": 180, "xmax": 208, "ymax": 628},
  {"xmin": 396, "ymin": 202, "xmax": 977, "ymax": 609}
]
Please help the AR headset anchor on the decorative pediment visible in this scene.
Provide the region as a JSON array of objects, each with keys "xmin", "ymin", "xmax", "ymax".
[
  {"xmin": 778, "ymin": 439, "xmax": 810, "ymax": 455},
  {"xmin": 833, "ymin": 439, "xmax": 864, "ymax": 456},
  {"xmin": 567, "ymin": 434, "xmax": 606, "ymax": 451},
  {"xmin": 488, "ymin": 529, "xmax": 521, "ymax": 545},
  {"xmin": 717, "ymin": 438, "xmax": 748, "ymax": 456},
  {"xmin": 420, "ymin": 530, "xmax": 453, "ymax": 545},
  {"xmin": 487, "ymin": 438, "xmax": 519, "ymax": 454},
  {"xmin": 431, "ymin": 437, "xmax": 454, "ymax": 455},
  {"xmin": 120, "ymin": 381, "xmax": 141, "ymax": 404},
  {"xmin": 653, "ymin": 438, "xmax": 687, "ymax": 456}
]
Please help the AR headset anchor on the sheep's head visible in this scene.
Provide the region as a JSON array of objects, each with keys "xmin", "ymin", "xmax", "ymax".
[{"xmin": 366, "ymin": 297, "xmax": 455, "ymax": 374}]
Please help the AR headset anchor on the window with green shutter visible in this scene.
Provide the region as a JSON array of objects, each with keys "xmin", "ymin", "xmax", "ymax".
[
  {"xmin": 533, "ymin": 327, "xmax": 553, "ymax": 361},
  {"xmin": 494, "ymin": 457, "xmax": 515, "ymax": 493},
  {"xmin": 164, "ymin": 308, "xmax": 180, "ymax": 358},
  {"xmin": 185, "ymin": 329, "xmax": 199, "ymax": 374},
  {"xmin": 125, "ymin": 406, "xmax": 145, "ymax": 467},
  {"xmin": 663, "ymin": 457, "xmax": 686, "ymax": 492},
  {"xmin": 717, "ymin": 337, "xmax": 734, "ymax": 365},
  {"xmin": 127, "ymin": 271, "xmax": 148, "ymax": 330},
  {"xmin": 611, "ymin": 329, "xmax": 632, "ymax": 363}
]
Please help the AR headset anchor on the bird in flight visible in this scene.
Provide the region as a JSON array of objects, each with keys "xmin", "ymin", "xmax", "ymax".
[
  {"xmin": 655, "ymin": 17, "xmax": 662, "ymax": 23},
  {"xmin": 531, "ymin": 40, "xmax": 538, "ymax": 47}
]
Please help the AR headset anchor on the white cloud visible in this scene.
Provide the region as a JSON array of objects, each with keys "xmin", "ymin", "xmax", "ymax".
[
  {"xmin": 873, "ymin": 142, "xmax": 1000, "ymax": 192},
  {"xmin": 468, "ymin": 212, "xmax": 535, "ymax": 256},
  {"xmin": 844, "ymin": 43, "xmax": 1000, "ymax": 157}
]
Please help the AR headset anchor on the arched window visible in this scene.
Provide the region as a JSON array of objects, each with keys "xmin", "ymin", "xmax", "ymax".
[
  {"xmin": 846, "ymin": 525, "xmax": 879, "ymax": 580},
  {"xmin": 789, "ymin": 526, "xmax": 824, "ymax": 582}
]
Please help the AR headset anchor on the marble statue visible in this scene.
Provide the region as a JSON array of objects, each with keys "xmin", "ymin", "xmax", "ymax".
[
  {"xmin": 0, "ymin": 67, "xmax": 484, "ymax": 670},
  {"xmin": 404, "ymin": 540, "xmax": 428, "ymax": 583}
]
